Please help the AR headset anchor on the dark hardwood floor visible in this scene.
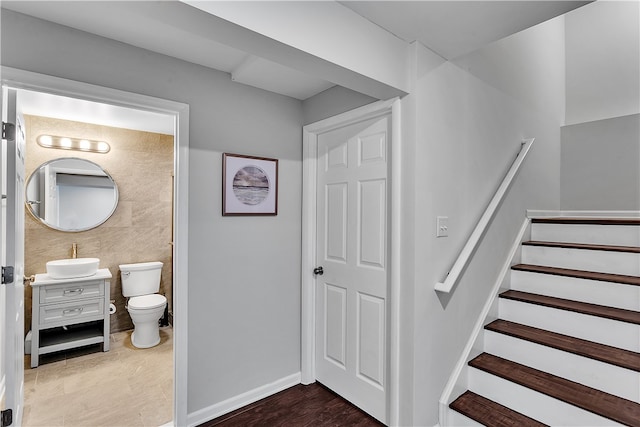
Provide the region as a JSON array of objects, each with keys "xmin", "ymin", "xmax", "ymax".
[{"xmin": 199, "ymin": 383, "xmax": 384, "ymax": 427}]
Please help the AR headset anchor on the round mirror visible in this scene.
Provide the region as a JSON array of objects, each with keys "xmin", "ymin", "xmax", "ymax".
[{"xmin": 25, "ymin": 157, "xmax": 119, "ymax": 232}]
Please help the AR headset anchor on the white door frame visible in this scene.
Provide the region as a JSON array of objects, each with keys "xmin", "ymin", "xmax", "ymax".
[
  {"xmin": 301, "ymin": 97, "xmax": 402, "ymax": 425},
  {"xmin": 0, "ymin": 66, "xmax": 190, "ymax": 427}
]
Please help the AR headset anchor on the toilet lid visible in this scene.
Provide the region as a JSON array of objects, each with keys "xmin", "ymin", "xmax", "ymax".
[{"xmin": 128, "ymin": 294, "xmax": 167, "ymax": 310}]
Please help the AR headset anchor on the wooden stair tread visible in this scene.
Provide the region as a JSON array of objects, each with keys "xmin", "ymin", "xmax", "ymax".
[
  {"xmin": 450, "ymin": 390, "xmax": 548, "ymax": 427},
  {"xmin": 486, "ymin": 319, "xmax": 640, "ymax": 372},
  {"xmin": 532, "ymin": 217, "xmax": 640, "ymax": 226},
  {"xmin": 469, "ymin": 353, "xmax": 640, "ymax": 427},
  {"xmin": 499, "ymin": 290, "xmax": 640, "ymax": 325},
  {"xmin": 512, "ymin": 263, "xmax": 640, "ymax": 286},
  {"xmin": 523, "ymin": 240, "xmax": 640, "ymax": 253}
]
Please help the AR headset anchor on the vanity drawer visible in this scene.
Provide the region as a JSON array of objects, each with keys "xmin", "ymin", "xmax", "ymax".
[
  {"xmin": 39, "ymin": 280, "xmax": 104, "ymax": 304},
  {"xmin": 39, "ymin": 298, "xmax": 104, "ymax": 327}
]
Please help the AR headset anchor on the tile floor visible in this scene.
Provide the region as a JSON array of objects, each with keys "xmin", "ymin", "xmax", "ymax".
[{"xmin": 23, "ymin": 326, "xmax": 173, "ymax": 427}]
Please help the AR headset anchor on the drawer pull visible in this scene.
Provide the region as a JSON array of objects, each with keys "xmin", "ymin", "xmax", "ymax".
[
  {"xmin": 63, "ymin": 288, "xmax": 84, "ymax": 296},
  {"xmin": 62, "ymin": 307, "xmax": 84, "ymax": 316}
]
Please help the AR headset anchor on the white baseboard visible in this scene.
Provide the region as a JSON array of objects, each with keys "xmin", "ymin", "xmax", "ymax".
[
  {"xmin": 527, "ymin": 209, "xmax": 640, "ymax": 218},
  {"xmin": 187, "ymin": 372, "xmax": 301, "ymax": 427},
  {"xmin": 438, "ymin": 218, "xmax": 530, "ymax": 427},
  {"xmin": 0, "ymin": 374, "xmax": 5, "ymax": 406}
]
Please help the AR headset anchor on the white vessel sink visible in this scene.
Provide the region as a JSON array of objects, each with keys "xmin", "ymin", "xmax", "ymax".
[{"xmin": 46, "ymin": 258, "xmax": 100, "ymax": 279}]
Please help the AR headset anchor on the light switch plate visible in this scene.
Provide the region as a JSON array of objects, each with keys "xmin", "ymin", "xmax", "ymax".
[{"xmin": 437, "ymin": 216, "xmax": 449, "ymax": 237}]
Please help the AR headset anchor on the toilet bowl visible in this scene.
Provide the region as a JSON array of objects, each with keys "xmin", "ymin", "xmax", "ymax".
[{"xmin": 119, "ymin": 261, "xmax": 167, "ymax": 349}]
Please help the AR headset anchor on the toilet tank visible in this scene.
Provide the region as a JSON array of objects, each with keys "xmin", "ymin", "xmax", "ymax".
[{"xmin": 119, "ymin": 261, "xmax": 163, "ymax": 297}]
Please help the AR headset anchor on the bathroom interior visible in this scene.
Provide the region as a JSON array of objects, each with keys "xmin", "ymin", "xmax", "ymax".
[{"xmin": 18, "ymin": 88, "xmax": 176, "ymax": 426}]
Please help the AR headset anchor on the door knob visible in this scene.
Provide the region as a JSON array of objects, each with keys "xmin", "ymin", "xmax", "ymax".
[{"xmin": 313, "ymin": 266, "xmax": 324, "ymax": 276}]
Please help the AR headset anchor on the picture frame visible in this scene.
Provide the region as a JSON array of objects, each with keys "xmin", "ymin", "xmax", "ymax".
[{"xmin": 222, "ymin": 153, "xmax": 278, "ymax": 216}]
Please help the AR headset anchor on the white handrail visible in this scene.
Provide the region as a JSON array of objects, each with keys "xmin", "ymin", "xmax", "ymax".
[{"xmin": 435, "ymin": 138, "xmax": 535, "ymax": 293}]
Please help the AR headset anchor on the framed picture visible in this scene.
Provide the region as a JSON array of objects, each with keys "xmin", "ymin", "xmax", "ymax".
[{"xmin": 222, "ymin": 153, "xmax": 278, "ymax": 216}]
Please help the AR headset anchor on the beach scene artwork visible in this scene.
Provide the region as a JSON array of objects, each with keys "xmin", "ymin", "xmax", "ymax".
[
  {"xmin": 232, "ymin": 165, "xmax": 270, "ymax": 205},
  {"xmin": 223, "ymin": 152, "xmax": 277, "ymax": 215}
]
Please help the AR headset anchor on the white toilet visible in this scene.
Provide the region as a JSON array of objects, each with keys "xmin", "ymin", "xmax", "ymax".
[{"xmin": 119, "ymin": 261, "xmax": 167, "ymax": 349}]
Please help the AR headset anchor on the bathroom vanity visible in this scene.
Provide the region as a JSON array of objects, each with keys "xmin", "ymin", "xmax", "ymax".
[{"xmin": 30, "ymin": 269, "xmax": 112, "ymax": 368}]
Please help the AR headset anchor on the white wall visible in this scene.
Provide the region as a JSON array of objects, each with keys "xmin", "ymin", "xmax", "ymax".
[
  {"xmin": 1, "ymin": 9, "xmax": 303, "ymax": 418},
  {"xmin": 183, "ymin": 0, "xmax": 410, "ymax": 96},
  {"xmin": 403, "ymin": 16, "xmax": 564, "ymax": 426},
  {"xmin": 560, "ymin": 1, "xmax": 640, "ymax": 211},
  {"xmin": 561, "ymin": 114, "xmax": 640, "ymax": 210},
  {"xmin": 302, "ymin": 85, "xmax": 376, "ymax": 125},
  {"xmin": 565, "ymin": 1, "xmax": 640, "ymax": 125},
  {"xmin": 453, "ymin": 16, "xmax": 566, "ymax": 125}
]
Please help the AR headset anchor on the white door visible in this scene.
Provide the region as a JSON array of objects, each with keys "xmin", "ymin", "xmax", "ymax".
[
  {"xmin": 1, "ymin": 87, "xmax": 25, "ymax": 427},
  {"xmin": 315, "ymin": 114, "xmax": 390, "ymax": 423}
]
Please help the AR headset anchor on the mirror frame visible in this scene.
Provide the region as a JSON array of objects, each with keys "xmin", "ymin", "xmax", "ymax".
[{"xmin": 25, "ymin": 157, "xmax": 119, "ymax": 232}]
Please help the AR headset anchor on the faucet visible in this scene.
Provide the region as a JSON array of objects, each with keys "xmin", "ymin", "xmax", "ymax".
[{"xmin": 71, "ymin": 243, "xmax": 78, "ymax": 259}]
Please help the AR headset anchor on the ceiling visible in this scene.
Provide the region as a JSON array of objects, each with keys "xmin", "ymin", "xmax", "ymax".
[
  {"xmin": 338, "ymin": 1, "xmax": 591, "ymax": 59},
  {"xmin": 2, "ymin": 0, "xmax": 590, "ymax": 132},
  {"xmin": 17, "ymin": 89, "xmax": 176, "ymax": 136}
]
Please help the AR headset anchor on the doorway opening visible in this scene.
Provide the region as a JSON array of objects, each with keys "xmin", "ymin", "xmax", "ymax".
[
  {"xmin": 23, "ymin": 89, "xmax": 174, "ymax": 426},
  {"xmin": 1, "ymin": 67, "xmax": 189, "ymax": 427}
]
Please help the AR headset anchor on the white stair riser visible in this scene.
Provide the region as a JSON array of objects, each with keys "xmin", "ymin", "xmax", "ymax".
[
  {"xmin": 521, "ymin": 245, "xmax": 640, "ymax": 276},
  {"xmin": 484, "ymin": 331, "xmax": 640, "ymax": 401},
  {"xmin": 468, "ymin": 368, "xmax": 625, "ymax": 426},
  {"xmin": 511, "ymin": 270, "xmax": 640, "ymax": 311},
  {"xmin": 499, "ymin": 298, "xmax": 640, "ymax": 352},
  {"xmin": 531, "ymin": 223, "xmax": 640, "ymax": 246},
  {"xmin": 445, "ymin": 408, "xmax": 483, "ymax": 426}
]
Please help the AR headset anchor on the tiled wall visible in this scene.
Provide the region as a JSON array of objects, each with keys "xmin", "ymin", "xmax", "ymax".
[{"xmin": 24, "ymin": 115, "xmax": 174, "ymax": 334}]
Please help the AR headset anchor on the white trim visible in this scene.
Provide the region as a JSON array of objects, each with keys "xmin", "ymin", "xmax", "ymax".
[
  {"xmin": 301, "ymin": 97, "xmax": 401, "ymax": 426},
  {"xmin": 300, "ymin": 122, "xmax": 318, "ymax": 386},
  {"xmin": 438, "ymin": 217, "xmax": 530, "ymax": 427},
  {"xmin": 305, "ymin": 98, "xmax": 400, "ymax": 134},
  {"xmin": 389, "ymin": 99, "xmax": 402, "ymax": 426},
  {"xmin": 0, "ymin": 66, "xmax": 190, "ymax": 427},
  {"xmin": 0, "ymin": 374, "xmax": 5, "ymax": 405},
  {"xmin": 186, "ymin": 373, "xmax": 301, "ymax": 427},
  {"xmin": 527, "ymin": 210, "xmax": 640, "ymax": 218}
]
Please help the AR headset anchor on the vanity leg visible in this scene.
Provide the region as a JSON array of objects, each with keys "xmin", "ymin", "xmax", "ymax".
[
  {"xmin": 103, "ymin": 278, "xmax": 110, "ymax": 352},
  {"xmin": 31, "ymin": 283, "xmax": 39, "ymax": 368},
  {"xmin": 103, "ymin": 320, "xmax": 110, "ymax": 352},
  {"xmin": 31, "ymin": 319, "xmax": 39, "ymax": 369}
]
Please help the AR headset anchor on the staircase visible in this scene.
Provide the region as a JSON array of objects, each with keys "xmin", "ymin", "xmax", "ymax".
[{"xmin": 448, "ymin": 217, "xmax": 640, "ymax": 426}]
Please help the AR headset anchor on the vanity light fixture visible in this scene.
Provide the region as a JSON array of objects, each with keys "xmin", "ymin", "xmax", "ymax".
[{"xmin": 36, "ymin": 134, "xmax": 111, "ymax": 154}]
